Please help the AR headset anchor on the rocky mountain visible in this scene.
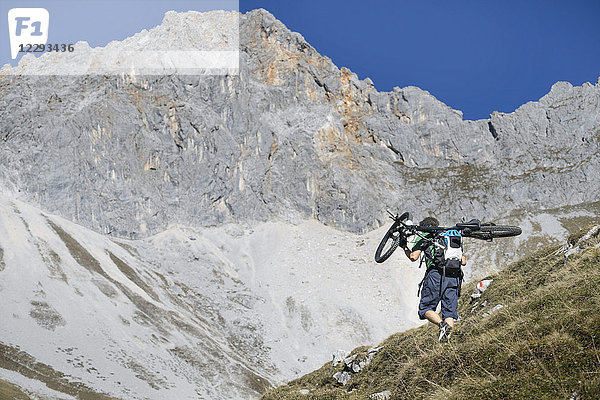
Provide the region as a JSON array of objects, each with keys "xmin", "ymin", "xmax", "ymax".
[
  {"xmin": 1, "ymin": 9, "xmax": 598, "ymax": 239},
  {"xmin": 0, "ymin": 8, "xmax": 599, "ymax": 400}
]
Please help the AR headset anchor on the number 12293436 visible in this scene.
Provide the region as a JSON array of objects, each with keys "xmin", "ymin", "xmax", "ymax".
[{"xmin": 19, "ymin": 43, "xmax": 74, "ymax": 53}]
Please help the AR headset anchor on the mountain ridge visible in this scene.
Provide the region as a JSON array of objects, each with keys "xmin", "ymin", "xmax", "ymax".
[{"xmin": 1, "ymin": 9, "xmax": 598, "ymax": 239}]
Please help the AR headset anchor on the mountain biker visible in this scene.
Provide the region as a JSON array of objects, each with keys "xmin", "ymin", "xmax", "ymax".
[{"xmin": 402, "ymin": 216, "xmax": 466, "ymax": 342}]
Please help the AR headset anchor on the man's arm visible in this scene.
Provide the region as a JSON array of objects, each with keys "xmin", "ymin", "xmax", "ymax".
[
  {"xmin": 404, "ymin": 247, "xmax": 421, "ymax": 262},
  {"xmin": 461, "ymin": 254, "xmax": 467, "ymax": 266}
]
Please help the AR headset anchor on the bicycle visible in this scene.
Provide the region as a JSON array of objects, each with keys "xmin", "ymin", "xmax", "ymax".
[{"xmin": 374, "ymin": 211, "xmax": 522, "ymax": 263}]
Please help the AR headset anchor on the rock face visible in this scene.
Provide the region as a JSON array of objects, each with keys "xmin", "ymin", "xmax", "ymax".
[{"xmin": 1, "ymin": 9, "xmax": 598, "ymax": 239}]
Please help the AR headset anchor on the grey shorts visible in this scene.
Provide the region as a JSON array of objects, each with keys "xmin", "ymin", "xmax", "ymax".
[{"xmin": 418, "ymin": 268, "xmax": 460, "ymax": 320}]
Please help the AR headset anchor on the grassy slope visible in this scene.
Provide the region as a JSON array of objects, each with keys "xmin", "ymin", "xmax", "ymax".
[
  {"xmin": 262, "ymin": 227, "xmax": 600, "ymax": 400},
  {"xmin": 0, "ymin": 380, "xmax": 31, "ymax": 400}
]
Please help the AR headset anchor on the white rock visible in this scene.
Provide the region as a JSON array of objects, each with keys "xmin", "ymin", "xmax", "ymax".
[
  {"xmin": 332, "ymin": 349, "xmax": 348, "ymax": 367},
  {"xmin": 343, "ymin": 354, "xmax": 357, "ymax": 367},
  {"xmin": 370, "ymin": 390, "xmax": 392, "ymax": 400},
  {"xmin": 483, "ymin": 304, "xmax": 504, "ymax": 317},
  {"xmin": 333, "ymin": 371, "xmax": 352, "ymax": 385}
]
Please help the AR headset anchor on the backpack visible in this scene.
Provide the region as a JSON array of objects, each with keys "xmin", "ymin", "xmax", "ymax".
[
  {"xmin": 418, "ymin": 229, "xmax": 464, "ymax": 297},
  {"xmin": 438, "ymin": 229, "xmax": 463, "ymax": 273}
]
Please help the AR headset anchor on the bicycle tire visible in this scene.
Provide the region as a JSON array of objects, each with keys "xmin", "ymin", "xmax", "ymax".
[
  {"xmin": 375, "ymin": 221, "xmax": 402, "ymax": 263},
  {"xmin": 465, "ymin": 225, "xmax": 522, "ymax": 240}
]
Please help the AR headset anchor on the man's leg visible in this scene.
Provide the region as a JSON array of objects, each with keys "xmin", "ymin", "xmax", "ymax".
[
  {"xmin": 425, "ymin": 310, "xmax": 453, "ymax": 329},
  {"xmin": 425, "ymin": 309, "xmax": 451, "ymax": 342},
  {"xmin": 418, "ymin": 270, "xmax": 442, "ymax": 324},
  {"xmin": 424, "ymin": 310, "xmax": 442, "ymax": 326},
  {"xmin": 440, "ymin": 277, "xmax": 460, "ymax": 335}
]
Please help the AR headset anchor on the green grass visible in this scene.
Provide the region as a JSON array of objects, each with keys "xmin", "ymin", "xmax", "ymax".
[{"xmin": 262, "ymin": 226, "xmax": 600, "ymax": 400}]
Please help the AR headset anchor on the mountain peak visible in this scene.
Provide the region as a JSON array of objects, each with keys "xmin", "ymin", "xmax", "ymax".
[{"xmin": 1, "ymin": 9, "xmax": 240, "ymax": 76}]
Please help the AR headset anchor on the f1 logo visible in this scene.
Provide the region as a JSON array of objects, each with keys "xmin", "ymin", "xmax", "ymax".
[{"xmin": 8, "ymin": 8, "xmax": 49, "ymax": 59}]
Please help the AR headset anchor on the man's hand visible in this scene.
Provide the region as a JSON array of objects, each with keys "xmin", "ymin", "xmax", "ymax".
[
  {"xmin": 398, "ymin": 227, "xmax": 409, "ymax": 248},
  {"xmin": 408, "ymin": 249, "xmax": 421, "ymax": 262},
  {"xmin": 404, "ymin": 219, "xmax": 415, "ymax": 236}
]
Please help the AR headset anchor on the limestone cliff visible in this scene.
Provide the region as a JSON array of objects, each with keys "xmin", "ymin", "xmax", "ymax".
[{"xmin": 1, "ymin": 9, "xmax": 597, "ymax": 239}]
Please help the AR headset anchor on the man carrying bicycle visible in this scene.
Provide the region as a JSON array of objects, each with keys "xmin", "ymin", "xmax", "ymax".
[
  {"xmin": 374, "ymin": 212, "xmax": 520, "ymax": 341},
  {"xmin": 402, "ymin": 217, "xmax": 466, "ymax": 342}
]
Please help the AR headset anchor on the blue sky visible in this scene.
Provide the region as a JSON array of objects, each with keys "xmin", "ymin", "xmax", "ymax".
[
  {"xmin": 240, "ymin": 0, "xmax": 600, "ymax": 119},
  {"xmin": 2, "ymin": 0, "xmax": 599, "ymax": 119}
]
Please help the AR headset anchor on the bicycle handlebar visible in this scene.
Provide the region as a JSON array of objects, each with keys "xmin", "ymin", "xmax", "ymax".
[{"xmin": 388, "ymin": 211, "xmax": 482, "ymax": 234}]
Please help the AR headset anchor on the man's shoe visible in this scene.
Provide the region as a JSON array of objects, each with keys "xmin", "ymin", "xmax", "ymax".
[{"xmin": 438, "ymin": 321, "xmax": 452, "ymax": 343}]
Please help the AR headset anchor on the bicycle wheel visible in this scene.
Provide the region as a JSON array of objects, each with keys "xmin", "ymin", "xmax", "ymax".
[
  {"xmin": 466, "ymin": 225, "xmax": 521, "ymax": 240},
  {"xmin": 375, "ymin": 221, "xmax": 402, "ymax": 263}
]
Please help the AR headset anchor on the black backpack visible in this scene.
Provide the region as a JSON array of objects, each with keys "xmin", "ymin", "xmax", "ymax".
[{"xmin": 418, "ymin": 229, "xmax": 464, "ymax": 297}]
